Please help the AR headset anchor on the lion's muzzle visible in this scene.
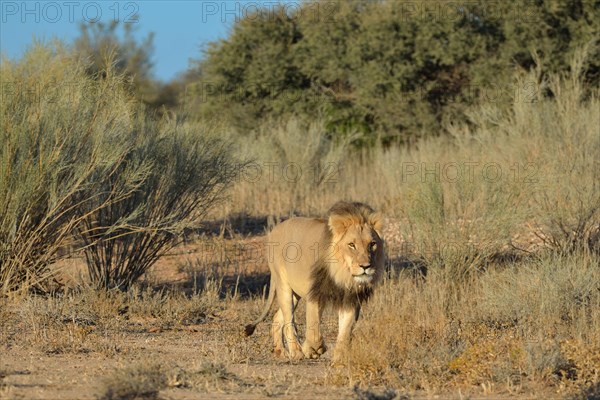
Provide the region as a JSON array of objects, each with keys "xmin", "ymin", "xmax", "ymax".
[{"xmin": 353, "ymin": 265, "xmax": 375, "ymax": 284}]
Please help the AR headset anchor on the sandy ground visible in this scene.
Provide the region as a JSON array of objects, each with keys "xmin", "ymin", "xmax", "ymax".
[
  {"xmin": 0, "ymin": 222, "xmax": 570, "ymax": 399},
  {"xmin": 1, "ymin": 316, "xmax": 404, "ymax": 400},
  {"xmin": 1, "ymin": 323, "xmax": 551, "ymax": 400}
]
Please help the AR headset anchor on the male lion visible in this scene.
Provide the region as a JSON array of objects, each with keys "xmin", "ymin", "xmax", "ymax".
[{"xmin": 244, "ymin": 201, "xmax": 384, "ymax": 363}]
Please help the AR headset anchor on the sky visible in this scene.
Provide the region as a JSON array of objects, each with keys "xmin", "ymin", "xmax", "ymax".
[{"xmin": 1, "ymin": 1, "xmax": 301, "ymax": 82}]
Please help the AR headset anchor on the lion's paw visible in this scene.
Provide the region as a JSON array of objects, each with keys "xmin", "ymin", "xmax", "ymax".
[
  {"xmin": 331, "ymin": 348, "xmax": 349, "ymax": 367},
  {"xmin": 273, "ymin": 346, "xmax": 285, "ymax": 359},
  {"xmin": 287, "ymin": 342, "xmax": 305, "ymax": 360},
  {"xmin": 302, "ymin": 341, "xmax": 327, "ymax": 359}
]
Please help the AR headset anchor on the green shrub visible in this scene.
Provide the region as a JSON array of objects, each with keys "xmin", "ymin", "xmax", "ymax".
[
  {"xmin": 77, "ymin": 119, "xmax": 239, "ymax": 290},
  {"xmin": 0, "ymin": 42, "xmax": 143, "ymax": 295},
  {"xmin": 0, "ymin": 42, "xmax": 240, "ymax": 294},
  {"xmin": 194, "ymin": 0, "xmax": 599, "ymax": 143}
]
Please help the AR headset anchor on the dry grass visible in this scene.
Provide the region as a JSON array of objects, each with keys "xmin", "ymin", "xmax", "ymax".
[
  {"xmin": 99, "ymin": 363, "xmax": 166, "ymax": 400},
  {"xmin": 0, "ymin": 281, "xmax": 223, "ymax": 358},
  {"xmin": 98, "ymin": 361, "xmax": 260, "ymax": 399},
  {"xmin": 1, "ymin": 247, "xmax": 599, "ymax": 398},
  {"xmin": 215, "ymin": 54, "xmax": 599, "ymax": 265},
  {"xmin": 1, "ymin": 49, "xmax": 599, "ymax": 398},
  {"xmin": 335, "ymin": 250, "xmax": 600, "ymax": 396}
]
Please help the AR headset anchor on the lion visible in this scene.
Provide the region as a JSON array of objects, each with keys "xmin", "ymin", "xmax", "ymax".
[{"xmin": 244, "ymin": 201, "xmax": 385, "ymax": 363}]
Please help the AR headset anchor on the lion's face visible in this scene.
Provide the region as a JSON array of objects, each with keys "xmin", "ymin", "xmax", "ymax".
[
  {"xmin": 327, "ymin": 206, "xmax": 384, "ymax": 289},
  {"xmin": 337, "ymin": 223, "xmax": 383, "ymax": 285}
]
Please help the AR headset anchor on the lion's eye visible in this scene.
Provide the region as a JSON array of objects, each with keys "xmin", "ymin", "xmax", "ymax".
[
  {"xmin": 348, "ymin": 243, "xmax": 356, "ymax": 250},
  {"xmin": 370, "ymin": 241, "xmax": 377, "ymax": 251}
]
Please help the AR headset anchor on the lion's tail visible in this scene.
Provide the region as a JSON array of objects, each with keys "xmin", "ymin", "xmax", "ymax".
[{"xmin": 244, "ymin": 274, "xmax": 276, "ymax": 336}]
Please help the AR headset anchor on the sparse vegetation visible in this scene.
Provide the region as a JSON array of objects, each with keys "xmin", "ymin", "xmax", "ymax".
[
  {"xmin": 0, "ymin": 43, "xmax": 143, "ymax": 296},
  {"xmin": 1, "ymin": 43, "xmax": 240, "ymax": 294},
  {"xmin": 1, "ymin": 4, "xmax": 599, "ymax": 399},
  {"xmin": 99, "ymin": 362, "xmax": 166, "ymax": 400}
]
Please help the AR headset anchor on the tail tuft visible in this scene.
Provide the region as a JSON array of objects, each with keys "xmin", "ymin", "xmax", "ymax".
[{"xmin": 244, "ymin": 324, "xmax": 256, "ymax": 336}]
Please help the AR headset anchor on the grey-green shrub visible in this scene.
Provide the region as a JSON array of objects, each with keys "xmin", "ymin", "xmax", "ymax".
[
  {"xmin": 1, "ymin": 42, "xmax": 240, "ymax": 294},
  {"xmin": 77, "ymin": 118, "xmax": 239, "ymax": 290},
  {"xmin": 0, "ymin": 42, "xmax": 143, "ymax": 295}
]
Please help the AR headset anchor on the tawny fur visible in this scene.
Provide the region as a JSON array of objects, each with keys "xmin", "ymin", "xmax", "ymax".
[{"xmin": 244, "ymin": 201, "xmax": 385, "ymax": 363}]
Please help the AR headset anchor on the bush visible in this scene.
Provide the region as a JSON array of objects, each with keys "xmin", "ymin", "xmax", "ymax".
[
  {"xmin": 0, "ymin": 42, "xmax": 240, "ymax": 294},
  {"xmin": 529, "ymin": 53, "xmax": 600, "ymax": 255},
  {"xmin": 194, "ymin": 0, "xmax": 599, "ymax": 143},
  {"xmin": 0, "ymin": 42, "xmax": 143, "ymax": 296},
  {"xmin": 77, "ymin": 119, "xmax": 239, "ymax": 290}
]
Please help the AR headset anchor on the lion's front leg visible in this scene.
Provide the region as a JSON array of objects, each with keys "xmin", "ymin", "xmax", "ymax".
[
  {"xmin": 332, "ymin": 306, "xmax": 359, "ymax": 365},
  {"xmin": 302, "ymin": 300, "xmax": 327, "ymax": 359}
]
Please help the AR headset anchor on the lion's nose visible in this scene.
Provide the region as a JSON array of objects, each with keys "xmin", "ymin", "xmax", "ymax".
[{"xmin": 360, "ymin": 264, "xmax": 371, "ymax": 273}]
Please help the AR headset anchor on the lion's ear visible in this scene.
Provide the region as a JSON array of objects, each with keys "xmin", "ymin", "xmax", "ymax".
[
  {"xmin": 369, "ymin": 212, "xmax": 384, "ymax": 237},
  {"xmin": 328, "ymin": 214, "xmax": 350, "ymax": 238}
]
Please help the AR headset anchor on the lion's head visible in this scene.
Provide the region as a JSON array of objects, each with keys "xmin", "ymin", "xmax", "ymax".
[
  {"xmin": 309, "ymin": 201, "xmax": 385, "ymax": 309},
  {"xmin": 327, "ymin": 201, "xmax": 385, "ymax": 286}
]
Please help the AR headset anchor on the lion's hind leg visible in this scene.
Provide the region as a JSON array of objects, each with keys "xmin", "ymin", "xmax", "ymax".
[
  {"xmin": 277, "ymin": 287, "xmax": 304, "ymax": 360},
  {"xmin": 271, "ymin": 308, "xmax": 285, "ymax": 358}
]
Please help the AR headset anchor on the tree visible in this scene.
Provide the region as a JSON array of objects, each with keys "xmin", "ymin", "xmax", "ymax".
[
  {"xmin": 193, "ymin": 0, "xmax": 599, "ymax": 144},
  {"xmin": 73, "ymin": 21, "xmax": 158, "ymax": 107}
]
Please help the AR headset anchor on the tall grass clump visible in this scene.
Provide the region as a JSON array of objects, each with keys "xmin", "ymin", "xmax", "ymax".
[
  {"xmin": 0, "ymin": 42, "xmax": 143, "ymax": 296},
  {"xmin": 476, "ymin": 251, "xmax": 600, "ymax": 336},
  {"xmin": 1, "ymin": 41, "xmax": 240, "ymax": 294},
  {"xmin": 76, "ymin": 118, "xmax": 239, "ymax": 290},
  {"xmin": 527, "ymin": 53, "xmax": 600, "ymax": 255},
  {"xmin": 223, "ymin": 118, "xmax": 353, "ymax": 218},
  {"xmin": 320, "ymin": 50, "xmax": 600, "ymax": 396}
]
